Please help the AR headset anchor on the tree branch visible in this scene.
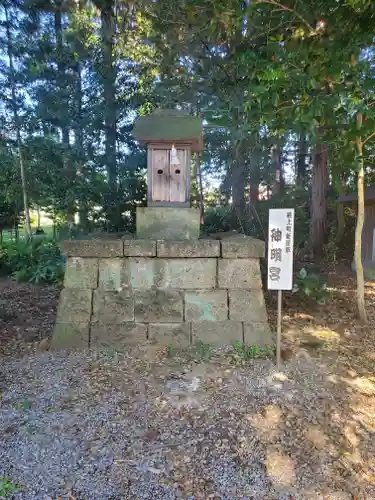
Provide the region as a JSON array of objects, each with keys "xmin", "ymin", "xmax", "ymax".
[
  {"xmin": 363, "ymin": 130, "xmax": 375, "ymax": 145},
  {"xmin": 255, "ymin": 0, "xmax": 315, "ymax": 34}
]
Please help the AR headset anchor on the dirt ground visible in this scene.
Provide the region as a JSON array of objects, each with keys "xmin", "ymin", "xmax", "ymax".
[{"xmin": 0, "ymin": 263, "xmax": 375, "ymax": 498}]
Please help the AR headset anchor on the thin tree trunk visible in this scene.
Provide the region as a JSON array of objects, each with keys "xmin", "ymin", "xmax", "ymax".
[
  {"xmin": 101, "ymin": 4, "xmax": 119, "ymax": 228},
  {"xmin": 196, "ymin": 152, "xmax": 205, "ymax": 223},
  {"xmin": 271, "ymin": 143, "xmax": 282, "ymax": 195},
  {"xmin": 75, "ymin": 65, "xmax": 89, "ymax": 228},
  {"xmin": 296, "ymin": 133, "xmax": 308, "ymax": 186},
  {"xmin": 231, "ymin": 141, "xmax": 246, "ymax": 230},
  {"xmin": 4, "ymin": 5, "xmax": 31, "ymax": 238},
  {"xmin": 336, "ymin": 175, "xmax": 346, "ymax": 243},
  {"xmin": 311, "ymin": 140, "xmax": 329, "ymax": 259},
  {"xmin": 354, "ymin": 112, "xmax": 367, "ymax": 323},
  {"xmin": 249, "ymin": 143, "xmax": 260, "ymax": 201},
  {"xmin": 55, "ymin": 3, "xmax": 75, "ymax": 228}
]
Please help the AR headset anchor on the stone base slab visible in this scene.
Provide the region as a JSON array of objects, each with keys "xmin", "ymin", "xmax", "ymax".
[
  {"xmin": 136, "ymin": 207, "xmax": 200, "ymax": 240},
  {"xmin": 52, "ymin": 320, "xmax": 273, "ymax": 350},
  {"xmin": 53, "ymin": 234, "xmax": 271, "ymax": 350}
]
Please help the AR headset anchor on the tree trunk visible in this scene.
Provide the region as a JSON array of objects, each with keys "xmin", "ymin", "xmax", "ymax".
[
  {"xmin": 336, "ymin": 175, "xmax": 346, "ymax": 244},
  {"xmin": 354, "ymin": 113, "xmax": 367, "ymax": 323},
  {"xmin": 271, "ymin": 142, "xmax": 283, "ymax": 195},
  {"xmin": 37, "ymin": 206, "xmax": 41, "ymax": 228},
  {"xmin": 311, "ymin": 141, "xmax": 329, "ymax": 258},
  {"xmin": 4, "ymin": 5, "xmax": 32, "ymax": 238},
  {"xmin": 231, "ymin": 142, "xmax": 246, "ymax": 231},
  {"xmin": 196, "ymin": 152, "xmax": 205, "ymax": 223},
  {"xmin": 296, "ymin": 132, "xmax": 308, "ymax": 186},
  {"xmin": 101, "ymin": 4, "xmax": 119, "ymax": 228},
  {"xmin": 55, "ymin": 3, "xmax": 75, "ymax": 227}
]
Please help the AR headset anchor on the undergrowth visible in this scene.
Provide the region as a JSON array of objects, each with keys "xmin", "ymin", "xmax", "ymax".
[
  {"xmin": 231, "ymin": 341, "xmax": 275, "ymax": 365},
  {"xmin": 0, "ymin": 477, "xmax": 20, "ymax": 498},
  {"xmin": 0, "ymin": 238, "xmax": 65, "ymax": 284}
]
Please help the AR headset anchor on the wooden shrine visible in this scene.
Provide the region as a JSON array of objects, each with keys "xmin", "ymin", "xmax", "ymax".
[{"xmin": 133, "ymin": 109, "xmax": 203, "ymax": 207}]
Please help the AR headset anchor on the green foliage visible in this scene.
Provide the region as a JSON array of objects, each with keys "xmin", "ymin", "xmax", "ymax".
[
  {"xmin": 0, "ymin": 477, "xmax": 20, "ymax": 498},
  {"xmin": 292, "ymin": 268, "xmax": 329, "ymax": 305},
  {"xmin": 0, "ymin": 238, "xmax": 65, "ymax": 284},
  {"xmin": 202, "ymin": 206, "xmax": 232, "ymax": 234},
  {"xmin": 192, "ymin": 341, "xmax": 212, "ymax": 360},
  {"xmin": 231, "ymin": 341, "xmax": 274, "ymax": 365}
]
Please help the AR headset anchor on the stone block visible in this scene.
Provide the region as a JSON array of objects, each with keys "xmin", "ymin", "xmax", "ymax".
[
  {"xmin": 90, "ymin": 323, "xmax": 148, "ymax": 350},
  {"xmin": 148, "ymin": 323, "xmax": 191, "ymax": 347},
  {"xmin": 124, "ymin": 258, "xmax": 216, "ymax": 289},
  {"xmin": 93, "ymin": 290, "xmax": 134, "ymax": 324},
  {"xmin": 63, "ymin": 239, "xmax": 123, "ymax": 258},
  {"xmin": 52, "ymin": 322, "xmax": 89, "ymax": 350},
  {"xmin": 192, "ymin": 321, "xmax": 243, "ymax": 345},
  {"xmin": 136, "ymin": 207, "xmax": 200, "ymax": 240},
  {"xmin": 123, "ymin": 239, "xmax": 156, "ymax": 257},
  {"xmin": 157, "ymin": 239, "xmax": 220, "ymax": 258},
  {"xmin": 185, "ymin": 290, "xmax": 228, "ymax": 321},
  {"xmin": 229, "ymin": 289, "xmax": 268, "ymax": 322},
  {"xmin": 98, "ymin": 259, "xmax": 128, "ymax": 290},
  {"xmin": 243, "ymin": 322, "xmax": 273, "ymax": 346},
  {"xmin": 162, "ymin": 258, "xmax": 216, "ymax": 288},
  {"xmin": 134, "ymin": 289, "xmax": 183, "ymax": 322},
  {"xmin": 56, "ymin": 288, "xmax": 92, "ymax": 323},
  {"xmin": 64, "ymin": 257, "xmax": 98, "ymax": 289},
  {"xmin": 126, "ymin": 258, "xmax": 166, "ymax": 288},
  {"xmin": 221, "ymin": 236, "xmax": 265, "ymax": 258},
  {"xmin": 218, "ymin": 258, "xmax": 262, "ymax": 289}
]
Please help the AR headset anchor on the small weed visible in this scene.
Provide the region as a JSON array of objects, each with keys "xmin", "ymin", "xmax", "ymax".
[
  {"xmin": 24, "ymin": 424, "xmax": 37, "ymax": 435},
  {"xmin": 231, "ymin": 342, "xmax": 274, "ymax": 365},
  {"xmin": 292, "ymin": 267, "xmax": 329, "ymax": 305},
  {"xmin": 0, "ymin": 477, "xmax": 20, "ymax": 498},
  {"xmin": 167, "ymin": 344, "xmax": 176, "ymax": 357},
  {"xmin": 192, "ymin": 341, "xmax": 212, "ymax": 360},
  {"xmin": 14, "ymin": 398, "xmax": 30, "ymax": 411},
  {"xmin": 170, "ymin": 341, "xmax": 213, "ymax": 365}
]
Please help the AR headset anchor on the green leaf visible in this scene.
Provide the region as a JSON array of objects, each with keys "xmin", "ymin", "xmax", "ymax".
[{"xmin": 299, "ymin": 268, "xmax": 307, "ymax": 279}]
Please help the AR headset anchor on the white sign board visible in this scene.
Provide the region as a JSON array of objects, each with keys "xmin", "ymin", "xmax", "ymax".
[{"xmin": 268, "ymin": 209, "xmax": 295, "ymax": 290}]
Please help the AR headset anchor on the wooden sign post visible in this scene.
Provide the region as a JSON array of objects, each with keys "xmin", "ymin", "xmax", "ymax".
[{"xmin": 267, "ymin": 209, "xmax": 295, "ymax": 370}]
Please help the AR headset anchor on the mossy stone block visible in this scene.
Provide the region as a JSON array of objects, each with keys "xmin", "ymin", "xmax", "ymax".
[
  {"xmin": 148, "ymin": 323, "xmax": 191, "ymax": 347},
  {"xmin": 134, "ymin": 289, "xmax": 183, "ymax": 323},
  {"xmin": 191, "ymin": 321, "xmax": 243, "ymax": 345},
  {"xmin": 90, "ymin": 323, "xmax": 148, "ymax": 350},
  {"xmin": 185, "ymin": 290, "xmax": 228, "ymax": 321},
  {"xmin": 63, "ymin": 239, "xmax": 123, "ymax": 258},
  {"xmin": 218, "ymin": 259, "xmax": 262, "ymax": 289},
  {"xmin": 229, "ymin": 289, "xmax": 268, "ymax": 322},
  {"xmin": 93, "ymin": 290, "xmax": 134, "ymax": 324},
  {"xmin": 55, "ymin": 288, "xmax": 92, "ymax": 323},
  {"xmin": 64, "ymin": 257, "xmax": 98, "ymax": 289},
  {"xmin": 52, "ymin": 322, "xmax": 89, "ymax": 350},
  {"xmin": 136, "ymin": 207, "xmax": 200, "ymax": 240}
]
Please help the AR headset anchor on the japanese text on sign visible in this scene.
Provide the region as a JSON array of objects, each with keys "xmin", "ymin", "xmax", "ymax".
[{"xmin": 268, "ymin": 209, "xmax": 295, "ymax": 290}]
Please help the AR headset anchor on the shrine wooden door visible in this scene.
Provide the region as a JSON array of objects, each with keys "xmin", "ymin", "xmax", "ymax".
[{"xmin": 148, "ymin": 145, "xmax": 190, "ymax": 205}]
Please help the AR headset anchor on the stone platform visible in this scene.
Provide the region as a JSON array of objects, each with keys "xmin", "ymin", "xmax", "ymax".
[{"xmin": 53, "ymin": 236, "xmax": 272, "ymax": 350}]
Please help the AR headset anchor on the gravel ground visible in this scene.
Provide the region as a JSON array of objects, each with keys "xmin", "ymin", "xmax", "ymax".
[{"xmin": 1, "ymin": 346, "xmax": 375, "ymax": 499}]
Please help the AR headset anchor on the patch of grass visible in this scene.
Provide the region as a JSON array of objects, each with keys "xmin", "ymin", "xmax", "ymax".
[
  {"xmin": 14, "ymin": 398, "xmax": 31, "ymax": 411},
  {"xmin": 167, "ymin": 341, "xmax": 213, "ymax": 364},
  {"xmin": 0, "ymin": 477, "xmax": 21, "ymax": 498},
  {"xmin": 231, "ymin": 341, "xmax": 275, "ymax": 365},
  {"xmin": 191, "ymin": 341, "xmax": 212, "ymax": 361},
  {"xmin": 167, "ymin": 343, "xmax": 176, "ymax": 358}
]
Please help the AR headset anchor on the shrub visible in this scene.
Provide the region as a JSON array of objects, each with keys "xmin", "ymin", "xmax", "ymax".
[
  {"xmin": 292, "ymin": 267, "xmax": 329, "ymax": 305},
  {"xmin": 0, "ymin": 238, "xmax": 65, "ymax": 284},
  {"xmin": 201, "ymin": 206, "xmax": 233, "ymax": 234}
]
